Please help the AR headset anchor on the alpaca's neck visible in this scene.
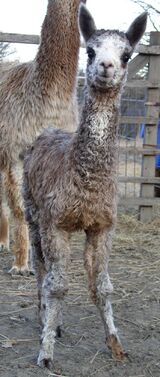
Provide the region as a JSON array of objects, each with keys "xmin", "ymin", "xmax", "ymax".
[
  {"xmin": 35, "ymin": 0, "xmax": 80, "ymax": 94},
  {"xmin": 73, "ymin": 85, "xmax": 123, "ymax": 177}
]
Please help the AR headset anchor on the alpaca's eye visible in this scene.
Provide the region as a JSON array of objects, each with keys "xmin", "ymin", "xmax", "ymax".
[
  {"xmin": 87, "ymin": 47, "xmax": 95, "ymax": 61},
  {"xmin": 121, "ymin": 53, "xmax": 131, "ymax": 64}
]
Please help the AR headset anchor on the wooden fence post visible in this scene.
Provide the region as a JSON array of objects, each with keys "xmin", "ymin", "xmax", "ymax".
[{"xmin": 140, "ymin": 32, "xmax": 160, "ymax": 222}]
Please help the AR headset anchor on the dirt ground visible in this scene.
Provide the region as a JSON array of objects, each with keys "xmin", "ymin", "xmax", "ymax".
[{"xmin": 0, "ymin": 215, "xmax": 160, "ymax": 377}]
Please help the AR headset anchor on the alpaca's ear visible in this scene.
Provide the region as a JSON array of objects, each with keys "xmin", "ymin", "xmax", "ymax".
[
  {"xmin": 126, "ymin": 12, "xmax": 147, "ymax": 48},
  {"xmin": 79, "ymin": 4, "xmax": 96, "ymax": 42}
]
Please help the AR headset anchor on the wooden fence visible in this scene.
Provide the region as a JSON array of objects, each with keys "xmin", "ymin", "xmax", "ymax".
[{"xmin": 0, "ymin": 31, "xmax": 160, "ymax": 221}]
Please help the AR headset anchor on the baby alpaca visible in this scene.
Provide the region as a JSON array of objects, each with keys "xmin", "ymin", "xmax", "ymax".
[{"xmin": 23, "ymin": 5, "xmax": 147, "ymax": 368}]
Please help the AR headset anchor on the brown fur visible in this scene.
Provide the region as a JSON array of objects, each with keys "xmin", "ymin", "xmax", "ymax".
[
  {"xmin": 0, "ymin": 212, "xmax": 9, "ymax": 247},
  {"xmin": 0, "ymin": 213, "xmax": 8, "ymax": 244},
  {"xmin": 23, "ymin": 5, "xmax": 147, "ymax": 367},
  {"xmin": 0, "ymin": 0, "xmax": 83, "ymax": 273},
  {"xmin": 0, "ymin": 173, "xmax": 9, "ymax": 249},
  {"xmin": 3, "ymin": 167, "xmax": 29, "ymax": 271}
]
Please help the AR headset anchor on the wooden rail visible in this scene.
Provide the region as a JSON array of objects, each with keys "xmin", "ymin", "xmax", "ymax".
[
  {"xmin": 1, "ymin": 31, "xmax": 160, "ymax": 54},
  {"xmin": 119, "ymin": 176, "xmax": 160, "ymax": 184},
  {"xmin": 79, "ymin": 76, "xmax": 160, "ymax": 89},
  {"xmin": 119, "ymin": 147, "xmax": 160, "ymax": 156},
  {"xmin": 0, "ymin": 32, "xmax": 40, "ymax": 45},
  {"xmin": 119, "ymin": 116, "xmax": 158, "ymax": 125},
  {"xmin": 120, "ymin": 198, "xmax": 160, "ymax": 207}
]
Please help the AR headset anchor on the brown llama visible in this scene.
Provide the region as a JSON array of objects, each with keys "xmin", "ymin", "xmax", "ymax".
[
  {"xmin": 0, "ymin": 0, "xmax": 86, "ymax": 274},
  {"xmin": 23, "ymin": 4, "xmax": 147, "ymax": 368}
]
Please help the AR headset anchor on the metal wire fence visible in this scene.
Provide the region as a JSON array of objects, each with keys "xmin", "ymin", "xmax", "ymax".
[{"xmin": 118, "ymin": 86, "xmax": 147, "ymax": 200}]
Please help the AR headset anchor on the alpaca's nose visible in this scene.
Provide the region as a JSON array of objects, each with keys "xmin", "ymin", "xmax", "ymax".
[
  {"xmin": 99, "ymin": 60, "xmax": 115, "ymax": 77},
  {"xmin": 100, "ymin": 61, "xmax": 114, "ymax": 70}
]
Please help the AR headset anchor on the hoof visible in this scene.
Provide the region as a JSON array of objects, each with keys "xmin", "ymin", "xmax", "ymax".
[
  {"xmin": 38, "ymin": 358, "xmax": 53, "ymax": 369},
  {"xmin": 9, "ymin": 265, "xmax": 34, "ymax": 277},
  {"xmin": 37, "ymin": 352, "xmax": 53, "ymax": 369},
  {"xmin": 106, "ymin": 334, "xmax": 127, "ymax": 361}
]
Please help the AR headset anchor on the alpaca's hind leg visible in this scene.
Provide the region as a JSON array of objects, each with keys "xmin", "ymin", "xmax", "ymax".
[
  {"xmin": 4, "ymin": 167, "xmax": 29, "ymax": 274},
  {"xmin": 0, "ymin": 172, "xmax": 9, "ymax": 251},
  {"xmin": 37, "ymin": 222, "xmax": 70, "ymax": 368},
  {"xmin": 85, "ymin": 229, "xmax": 126, "ymax": 361}
]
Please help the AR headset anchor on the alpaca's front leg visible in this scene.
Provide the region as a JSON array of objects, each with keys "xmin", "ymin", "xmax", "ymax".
[
  {"xmin": 0, "ymin": 209, "xmax": 9, "ymax": 251},
  {"xmin": 38, "ymin": 223, "xmax": 70, "ymax": 369},
  {"xmin": 4, "ymin": 167, "xmax": 30, "ymax": 275},
  {"xmin": 85, "ymin": 228, "xmax": 126, "ymax": 360},
  {"xmin": 0, "ymin": 172, "xmax": 10, "ymax": 252},
  {"xmin": 38, "ymin": 295, "xmax": 64, "ymax": 369}
]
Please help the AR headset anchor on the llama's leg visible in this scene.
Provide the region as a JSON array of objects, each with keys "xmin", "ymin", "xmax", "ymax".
[
  {"xmin": 0, "ymin": 172, "xmax": 9, "ymax": 251},
  {"xmin": 37, "ymin": 223, "xmax": 70, "ymax": 368},
  {"xmin": 4, "ymin": 167, "xmax": 29, "ymax": 275},
  {"xmin": 84, "ymin": 229, "xmax": 126, "ymax": 361}
]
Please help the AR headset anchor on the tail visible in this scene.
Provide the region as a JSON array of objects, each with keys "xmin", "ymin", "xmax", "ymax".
[{"xmin": 0, "ymin": 172, "xmax": 9, "ymax": 249}]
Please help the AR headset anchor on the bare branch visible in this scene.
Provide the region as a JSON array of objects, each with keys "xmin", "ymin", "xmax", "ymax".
[
  {"xmin": 0, "ymin": 42, "xmax": 15, "ymax": 61},
  {"xmin": 131, "ymin": 0, "xmax": 160, "ymax": 14},
  {"xmin": 148, "ymin": 12, "xmax": 159, "ymax": 31},
  {"xmin": 130, "ymin": 0, "xmax": 160, "ymax": 31}
]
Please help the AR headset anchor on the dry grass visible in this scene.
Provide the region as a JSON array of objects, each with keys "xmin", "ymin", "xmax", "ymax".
[{"xmin": 0, "ymin": 214, "xmax": 160, "ymax": 377}]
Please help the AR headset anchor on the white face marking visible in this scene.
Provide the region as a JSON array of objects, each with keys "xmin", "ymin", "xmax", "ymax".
[
  {"xmin": 87, "ymin": 33, "xmax": 131, "ymax": 89},
  {"xmin": 97, "ymin": 36, "xmax": 126, "ymax": 78}
]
